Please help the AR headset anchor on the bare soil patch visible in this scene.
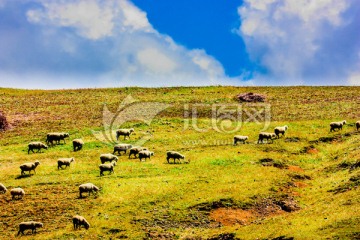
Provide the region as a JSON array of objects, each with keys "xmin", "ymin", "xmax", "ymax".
[
  {"xmin": 209, "ymin": 208, "xmax": 256, "ymax": 226},
  {"xmin": 288, "ymin": 165, "xmax": 304, "ymax": 173}
]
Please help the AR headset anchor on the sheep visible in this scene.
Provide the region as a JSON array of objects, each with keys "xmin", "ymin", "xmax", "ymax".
[
  {"xmin": 116, "ymin": 128, "xmax": 134, "ymax": 140},
  {"xmin": 58, "ymin": 158, "xmax": 75, "ymax": 170},
  {"xmin": 274, "ymin": 125, "xmax": 288, "ymax": 138},
  {"xmin": 20, "ymin": 160, "xmax": 40, "ymax": 175},
  {"xmin": 233, "ymin": 135, "xmax": 249, "ymax": 145},
  {"xmin": 99, "ymin": 161, "xmax": 116, "ymax": 176},
  {"xmin": 11, "ymin": 188, "xmax": 25, "ymax": 200},
  {"xmin": 100, "ymin": 153, "xmax": 118, "ymax": 164},
  {"xmin": 28, "ymin": 142, "xmax": 48, "ymax": 154},
  {"xmin": 257, "ymin": 132, "xmax": 276, "ymax": 144},
  {"xmin": 73, "ymin": 139, "xmax": 84, "ymax": 152},
  {"xmin": 128, "ymin": 146, "xmax": 148, "ymax": 159},
  {"xmin": 330, "ymin": 120, "xmax": 346, "ymax": 132},
  {"xmin": 73, "ymin": 215, "xmax": 90, "ymax": 230},
  {"xmin": 46, "ymin": 132, "xmax": 70, "ymax": 146},
  {"xmin": 17, "ymin": 221, "xmax": 43, "ymax": 236},
  {"xmin": 113, "ymin": 143, "xmax": 132, "ymax": 155},
  {"xmin": 166, "ymin": 151, "xmax": 185, "ymax": 164},
  {"xmin": 79, "ymin": 183, "xmax": 99, "ymax": 198},
  {"xmin": 356, "ymin": 121, "xmax": 360, "ymax": 131},
  {"xmin": 138, "ymin": 150, "xmax": 154, "ymax": 162},
  {"xmin": 0, "ymin": 183, "xmax": 7, "ymax": 194}
]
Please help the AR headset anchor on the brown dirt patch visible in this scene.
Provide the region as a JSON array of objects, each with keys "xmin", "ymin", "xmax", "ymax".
[
  {"xmin": 294, "ymin": 182, "xmax": 308, "ymax": 188},
  {"xmin": 288, "ymin": 165, "xmax": 304, "ymax": 172},
  {"xmin": 206, "ymin": 197, "xmax": 298, "ymax": 227},
  {"xmin": 307, "ymin": 148, "xmax": 319, "ymax": 154},
  {"xmin": 209, "ymin": 208, "xmax": 256, "ymax": 226}
]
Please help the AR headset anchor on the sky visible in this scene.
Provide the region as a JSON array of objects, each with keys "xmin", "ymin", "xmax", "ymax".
[{"xmin": 0, "ymin": 0, "xmax": 359, "ymax": 89}]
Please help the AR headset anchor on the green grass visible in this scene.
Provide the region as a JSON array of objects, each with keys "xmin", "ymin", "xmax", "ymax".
[{"xmin": 0, "ymin": 86, "xmax": 359, "ymax": 239}]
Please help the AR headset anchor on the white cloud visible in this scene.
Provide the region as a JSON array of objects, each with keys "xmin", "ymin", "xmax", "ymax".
[
  {"xmin": 137, "ymin": 48, "xmax": 177, "ymax": 74},
  {"xmin": 237, "ymin": 0, "xmax": 357, "ymax": 85},
  {"xmin": 27, "ymin": 0, "xmax": 116, "ymax": 40},
  {"xmin": 118, "ymin": 0, "xmax": 153, "ymax": 33},
  {"xmin": 20, "ymin": 0, "xmax": 233, "ymax": 87},
  {"xmin": 348, "ymin": 72, "xmax": 360, "ymax": 85}
]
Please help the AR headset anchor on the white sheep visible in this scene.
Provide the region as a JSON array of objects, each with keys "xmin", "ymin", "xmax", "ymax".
[
  {"xmin": 73, "ymin": 139, "xmax": 84, "ymax": 152},
  {"xmin": 113, "ymin": 143, "xmax": 132, "ymax": 155},
  {"xmin": 20, "ymin": 160, "xmax": 40, "ymax": 175},
  {"xmin": 73, "ymin": 215, "xmax": 90, "ymax": 230},
  {"xmin": 166, "ymin": 151, "xmax": 185, "ymax": 164},
  {"xmin": 17, "ymin": 221, "xmax": 43, "ymax": 236},
  {"xmin": 274, "ymin": 125, "xmax": 288, "ymax": 138},
  {"xmin": 233, "ymin": 135, "xmax": 249, "ymax": 145},
  {"xmin": 128, "ymin": 146, "xmax": 148, "ymax": 159},
  {"xmin": 100, "ymin": 153, "xmax": 118, "ymax": 164},
  {"xmin": 28, "ymin": 142, "xmax": 48, "ymax": 154},
  {"xmin": 356, "ymin": 121, "xmax": 360, "ymax": 131},
  {"xmin": 11, "ymin": 187, "xmax": 25, "ymax": 200},
  {"xmin": 257, "ymin": 132, "xmax": 276, "ymax": 144},
  {"xmin": 0, "ymin": 183, "xmax": 7, "ymax": 194},
  {"xmin": 99, "ymin": 162, "xmax": 116, "ymax": 176},
  {"xmin": 116, "ymin": 128, "xmax": 134, "ymax": 140},
  {"xmin": 79, "ymin": 183, "xmax": 99, "ymax": 198},
  {"xmin": 330, "ymin": 120, "xmax": 346, "ymax": 132},
  {"xmin": 138, "ymin": 150, "xmax": 154, "ymax": 162},
  {"xmin": 46, "ymin": 132, "xmax": 70, "ymax": 146},
  {"xmin": 57, "ymin": 158, "xmax": 75, "ymax": 170}
]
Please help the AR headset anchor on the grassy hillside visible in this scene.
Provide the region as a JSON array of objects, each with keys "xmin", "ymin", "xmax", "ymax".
[{"xmin": 0, "ymin": 86, "xmax": 359, "ymax": 239}]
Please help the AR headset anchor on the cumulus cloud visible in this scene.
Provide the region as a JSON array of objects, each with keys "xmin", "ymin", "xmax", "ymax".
[
  {"xmin": 0, "ymin": 0, "xmax": 234, "ymax": 89},
  {"xmin": 237, "ymin": 0, "xmax": 360, "ymax": 85}
]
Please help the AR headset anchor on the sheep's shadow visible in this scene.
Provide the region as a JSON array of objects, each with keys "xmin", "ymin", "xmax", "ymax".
[
  {"xmin": 15, "ymin": 175, "xmax": 33, "ymax": 180},
  {"xmin": 77, "ymin": 195, "xmax": 98, "ymax": 200}
]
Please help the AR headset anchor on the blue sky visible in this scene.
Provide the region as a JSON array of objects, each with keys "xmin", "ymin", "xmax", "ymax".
[{"xmin": 0, "ymin": 0, "xmax": 359, "ymax": 89}]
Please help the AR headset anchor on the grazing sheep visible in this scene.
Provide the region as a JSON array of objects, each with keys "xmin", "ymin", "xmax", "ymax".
[
  {"xmin": 128, "ymin": 146, "xmax": 148, "ymax": 159},
  {"xmin": 11, "ymin": 188, "xmax": 25, "ymax": 200},
  {"xmin": 73, "ymin": 139, "xmax": 84, "ymax": 152},
  {"xmin": 356, "ymin": 121, "xmax": 360, "ymax": 131},
  {"xmin": 79, "ymin": 183, "xmax": 99, "ymax": 198},
  {"xmin": 20, "ymin": 160, "xmax": 40, "ymax": 175},
  {"xmin": 116, "ymin": 128, "xmax": 134, "ymax": 140},
  {"xmin": 113, "ymin": 143, "xmax": 132, "ymax": 155},
  {"xmin": 233, "ymin": 135, "xmax": 249, "ymax": 145},
  {"xmin": 138, "ymin": 150, "xmax": 154, "ymax": 162},
  {"xmin": 257, "ymin": 132, "xmax": 276, "ymax": 144},
  {"xmin": 330, "ymin": 120, "xmax": 346, "ymax": 132},
  {"xmin": 0, "ymin": 183, "xmax": 7, "ymax": 194},
  {"xmin": 99, "ymin": 162, "xmax": 116, "ymax": 176},
  {"xmin": 46, "ymin": 132, "xmax": 70, "ymax": 146},
  {"xmin": 17, "ymin": 221, "xmax": 43, "ymax": 236},
  {"xmin": 274, "ymin": 125, "xmax": 288, "ymax": 138},
  {"xmin": 166, "ymin": 151, "xmax": 185, "ymax": 164},
  {"xmin": 57, "ymin": 158, "xmax": 75, "ymax": 170},
  {"xmin": 28, "ymin": 142, "xmax": 48, "ymax": 154},
  {"xmin": 73, "ymin": 215, "xmax": 90, "ymax": 230},
  {"xmin": 100, "ymin": 153, "xmax": 118, "ymax": 164}
]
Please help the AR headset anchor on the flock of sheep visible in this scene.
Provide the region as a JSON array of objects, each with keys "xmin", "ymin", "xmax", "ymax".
[
  {"xmin": 0, "ymin": 119, "xmax": 357, "ymax": 236},
  {"xmin": 0, "ymin": 129, "xmax": 186, "ymax": 235}
]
